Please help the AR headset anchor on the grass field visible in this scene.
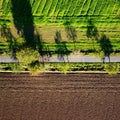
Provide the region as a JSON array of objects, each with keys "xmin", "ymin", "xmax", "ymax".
[
  {"xmin": 0, "ymin": 0, "xmax": 120, "ymax": 73},
  {"xmin": 0, "ymin": 62, "xmax": 120, "ymax": 75},
  {"xmin": 1, "ymin": 0, "xmax": 120, "ymax": 25},
  {"xmin": 0, "ymin": 0, "xmax": 120, "ymax": 45},
  {"xmin": 0, "ymin": 0, "xmax": 120, "ymax": 50}
]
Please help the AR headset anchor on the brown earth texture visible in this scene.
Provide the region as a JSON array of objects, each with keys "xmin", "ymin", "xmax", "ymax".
[{"xmin": 0, "ymin": 72, "xmax": 120, "ymax": 120}]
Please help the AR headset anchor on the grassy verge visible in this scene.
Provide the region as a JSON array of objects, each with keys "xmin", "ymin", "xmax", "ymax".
[{"xmin": 0, "ymin": 62, "xmax": 120, "ymax": 75}]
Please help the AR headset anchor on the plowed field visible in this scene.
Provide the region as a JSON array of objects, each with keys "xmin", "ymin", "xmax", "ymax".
[{"xmin": 0, "ymin": 73, "xmax": 120, "ymax": 120}]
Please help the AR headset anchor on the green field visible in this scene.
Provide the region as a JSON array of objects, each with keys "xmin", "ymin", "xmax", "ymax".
[
  {"xmin": 1, "ymin": 0, "xmax": 120, "ymax": 26},
  {"xmin": 0, "ymin": 0, "xmax": 120, "ymax": 45},
  {"xmin": 0, "ymin": 0, "xmax": 120, "ymax": 50},
  {"xmin": 0, "ymin": 0, "xmax": 120, "ymax": 74},
  {"xmin": 0, "ymin": 62, "xmax": 120, "ymax": 75}
]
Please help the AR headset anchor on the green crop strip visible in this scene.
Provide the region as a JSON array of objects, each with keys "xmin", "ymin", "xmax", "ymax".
[{"xmin": 0, "ymin": 0, "xmax": 120, "ymax": 55}]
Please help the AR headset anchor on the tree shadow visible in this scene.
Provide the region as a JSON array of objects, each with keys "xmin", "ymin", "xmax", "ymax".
[
  {"xmin": 64, "ymin": 21, "xmax": 77, "ymax": 51},
  {"xmin": 86, "ymin": 19, "xmax": 99, "ymax": 51},
  {"xmin": 11, "ymin": 0, "xmax": 35, "ymax": 48},
  {"xmin": 54, "ymin": 30, "xmax": 62, "ymax": 43},
  {"xmin": 54, "ymin": 30, "xmax": 71, "ymax": 62},
  {"xmin": 98, "ymin": 34, "xmax": 113, "ymax": 62},
  {"xmin": 35, "ymin": 30, "xmax": 52, "ymax": 62},
  {"xmin": 10, "ymin": 0, "xmax": 53, "ymax": 63},
  {"xmin": 0, "ymin": 24, "xmax": 18, "ymax": 58},
  {"xmin": 86, "ymin": 19, "xmax": 99, "ymax": 41}
]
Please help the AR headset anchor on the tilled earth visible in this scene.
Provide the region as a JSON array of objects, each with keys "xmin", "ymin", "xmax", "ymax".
[{"xmin": 0, "ymin": 72, "xmax": 120, "ymax": 120}]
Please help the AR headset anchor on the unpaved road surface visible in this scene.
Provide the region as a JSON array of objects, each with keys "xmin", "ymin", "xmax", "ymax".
[
  {"xmin": 0, "ymin": 73, "xmax": 120, "ymax": 120},
  {"xmin": 1, "ymin": 55, "xmax": 120, "ymax": 63}
]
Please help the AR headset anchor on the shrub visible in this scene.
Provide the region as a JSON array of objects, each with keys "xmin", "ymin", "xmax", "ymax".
[
  {"xmin": 16, "ymin": 48, "xmax": 39, "ymax": 66},
  {"xmin": 28, "ymin": 63, "xmax": 45, "ymax": 75},
  {"xmin": 104, "ymin": 63, "xmax": 119, "ymax": 75},
  {"xmin": 56, "ymin": 63, "xmax": 71, "ymax": 74}
]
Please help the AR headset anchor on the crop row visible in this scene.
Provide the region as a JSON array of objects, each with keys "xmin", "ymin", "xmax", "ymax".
[
  {"xmin": 1, "ymin": 0, "xmax": 120, "ymax": 17},
  {"xmin": 0, "ymin": 0, "xmax": 119, "ymax": 29},
  {"xmin": 31, "ymin": 0, "xmax": 120, "ymax": 17}
]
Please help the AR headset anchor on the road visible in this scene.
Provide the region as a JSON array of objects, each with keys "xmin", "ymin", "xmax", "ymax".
[
  {"xmin": 40, "ymin": 55, "xmax": 120, "ymax": 62},
  {"xmin": 0, "ymin": 73, "xmax": 120, "ymax": 120},
  {"xmin": 0, "ymin": 55, "xmax": 120, "ymax": 63}
]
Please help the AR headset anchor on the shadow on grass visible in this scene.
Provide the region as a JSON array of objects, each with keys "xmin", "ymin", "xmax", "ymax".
[
  {"xmin": 86, "ymin": 19, "xmax": 99, "ymax": 52},
  {"xmin": 11, "ymin": 0, "xmax": 35, "ymax": 48},
  {"xmin": 10, "ymin": 0, "xmax": 53, "ymax": 58},
  {"xmin": 86, "ymin": 19, "xmax": 99, "ymax": 41},
  {"xmin": 35, "ymin": 30, "xmax": 52, "ymax": 62},
  {"xmin": 10, "ymin": 0, "xmax": 53, "ymax": 62},
  {"xmin": 98, "ymin": 34, "xmax": 113, "ymax": 62},
  {"xmin": 54, "ymin": 30, "xmax": 71, "ymax": 62},
  {"xmin": 0, "ymin": 24, "xmax": 18, "ymax": 58},
  {"xmin": 64, "ymin": 21, "xmax": 77, "ymax": 51},
  {"xmin": 86, "ymin": 19, "xmax": 113, "ymax": 62}
]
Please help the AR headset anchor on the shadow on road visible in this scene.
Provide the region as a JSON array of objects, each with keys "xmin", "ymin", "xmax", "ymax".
[
  {"xmin": 54, "ymin": 30, "xmax": 71, "ymax": 62},
  {"xmin": 98, "ymin": 34, "xmax": 113, "ymax": 62},
  {"xmin": 86, "ymin": 19, "xmax": 113, "ymax": 62},
  {"xmin": 35, "ymin": 30, "xmax": 52, "ymax": 62}
]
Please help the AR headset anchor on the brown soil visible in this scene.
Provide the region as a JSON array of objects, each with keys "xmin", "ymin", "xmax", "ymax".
[{"xmin": 0, "ymin": 73, "xmax": 120, "ymax": 120}]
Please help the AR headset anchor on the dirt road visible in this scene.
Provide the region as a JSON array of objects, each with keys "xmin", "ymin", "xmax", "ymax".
[
  {"xmin": 1, "ymin": 55, "xmax": 120, "ymax": 63},
  {"xmin": 0, "ymin": 73, "xmax": 120, "ymax": 120}
]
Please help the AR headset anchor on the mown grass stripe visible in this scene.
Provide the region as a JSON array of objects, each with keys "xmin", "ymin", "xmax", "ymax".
[
  {"xmin": 54, "ymin": 0, "xmax": 63, "ymax": 17},
  {"xmin": 47, "ymin": 0, "xmax": 55, "ymax": 16},
  {"xmin": 79, "ymin": 0, "xmax": 87, "ymax": 15},
  {"xmin": 73, "ymin": 0, "xmax": 84, "ymax": 16},
  {"xmin": 66, "ymin": 0, "xmax": 75, "ymax": 16},
  {"xmin": 40, "ymin": 0, "xmax": 47, "ymax": 16},
  {"xmin": 100, "ymin": 0, "xmax": 109, "ymax": 15},
  {"xmin": 42, "ymin": 0, "xmax": 53, "ymax": 16},
  {"xmin": 87, "ymin": 0, "xmax": 98, "ymax": 15},
  {"xmin": 92, "ymin": 0, "xmax": 99, "ymax": 15},
  {"xmin": 64, "ymin": 0, "xmax": 72, "ymax": 16},
  {"xmin": 33, "ymin": 0, "xmax": 42, "ymax": 14},
  {"xmin": 68, "ymin": 0, "xmax": 78, "ymax": 16},
  {"xmin": 57, "ymin": 0, "xmax": 66, "ymax": 17},
  {"xmin": 30, "ymin": 0, "xmax": 35, "ymax": 6},
  {"xmin": 61, "ymin": 0, "xmax": 69, "ymax": 17},
  {"xmin": 71, "ymin": 0, "xmax": 79, "ymax": 16},
  {"xmin": 35, "ymin": 0, "xmax": 46, "ymax": 16},
  {"xmin": 105, "ymin": 0, "xmax": 113, "ymax": 16},
  {"xmin": 85, "ymin": 0, "xmax": 92, "ymax": 15},
  {"xmin": 99, "ymin": 0, "xmax": 106, "ymax": 15},
  {"xmin": 49, "ymin": 0, "xmax": 58, "ymax": 16},
  {"xmin": 94, "ymin": 0, "xmax": 103, "ymax": 15},
  {"xmin": 44, "ymin": 0, "xmax": 53, "ymax": 16},
  {"xmin": 32, "ymin": 0, "xmax": 37, "ymax": 14}
]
